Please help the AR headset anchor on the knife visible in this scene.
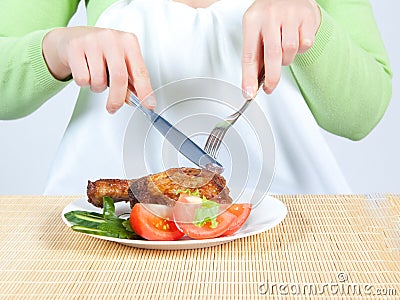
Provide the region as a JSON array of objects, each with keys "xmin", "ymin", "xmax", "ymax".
[{"xmin": 125, "ymin": 89, "xmax": 224, "ymax": 172}]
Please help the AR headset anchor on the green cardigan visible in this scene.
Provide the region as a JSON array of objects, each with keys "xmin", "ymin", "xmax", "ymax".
[{"xmin": 0, "ymin": 0, "xmax": 392, "ymax": 140}]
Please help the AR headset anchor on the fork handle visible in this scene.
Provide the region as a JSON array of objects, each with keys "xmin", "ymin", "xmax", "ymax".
[{"xmin": 237, "ymin": 67, "xmax": 265, "ymax": 116}]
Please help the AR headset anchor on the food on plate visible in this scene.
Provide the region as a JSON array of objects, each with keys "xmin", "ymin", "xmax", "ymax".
[
  {"xmin": 65, "ymin": 194, "xmax": 252, "ymax": 241},
  {"xmin": 220, "ymin": 204, "xmax": 252, "ymax": 236},
  {"xmin": 128, "ymin": 167, "xmax": 232, "ymax": 207},
  {"xmin": 87, "ymin": 179, "xmax": 134, "ymax": 207},
  {"xmin": 87, "ymin": 167, "xmax": 232, "ymax": 208},
  {"xmin": 129, "ymin": 203, "xmax": 184, "ymax": 241},
  {"xmin": 65, "ymin": 168, "xmax": 252, "ymax": 241},
  {"xmin": 173, "ymin": 192, "xmax": 237, "ymax": 239},
  {"xmin": 64, "ymin": 196, "xmax": 140, "ymax": 239}
]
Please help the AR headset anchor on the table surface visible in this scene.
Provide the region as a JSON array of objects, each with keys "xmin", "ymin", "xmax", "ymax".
[{"xmin": 0, "ymin": 194, "xmax": 399, "ymax": 299}]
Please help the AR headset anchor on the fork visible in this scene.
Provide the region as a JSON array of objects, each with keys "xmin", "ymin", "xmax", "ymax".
[{"xmin": 204, "ymin": 70, "xmax": 265, "ymax": 158}]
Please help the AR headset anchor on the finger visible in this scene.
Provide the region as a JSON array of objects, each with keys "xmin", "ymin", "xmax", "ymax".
[
  {"xmin": 124, "ymin": 33, "xmax": 155, "ymax": 109},
  {"xmin": 85, "ymin": 45, "xmax": 108, "ymax": 93},
  {"xmin": 298, "ymin": 18, "xmax": 315, "ymax": 54},
  {"xmin": 241, "ymin": 10, "xmax": 263, "ymax": 99},
  {"xmin": 127, "ymin": 80, "xmax": 137, "ymax": 95},
  {"xmin": 262, "ymin": 21, "xmax": 282, "ymax": 94},
  {"xmin": 281, "ymin": 21, "xmax": 300, "ymax": 66},
  {"xmin": 67, "ymin": 47, "xmax": 90, "ymax": 87},
  {"xmin": 104, "ymin": 51, "xmax": 128, "ymax": 114}
]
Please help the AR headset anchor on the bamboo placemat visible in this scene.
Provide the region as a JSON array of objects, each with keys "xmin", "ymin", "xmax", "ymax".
[{"xmin": 0, "ymin": 194, "xmax": 399, "ymax": 299}]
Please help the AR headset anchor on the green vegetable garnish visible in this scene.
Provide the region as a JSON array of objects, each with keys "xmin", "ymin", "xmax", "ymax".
[
  {"xmin": 193, "ymin": 196, "xmax": 220, "ymax": 228},
  {"xmin": 102, "ymin": 196, "xmax": 118, "ymax": 220},
  {"xmin": 64, "ymin": 197, "xmax": 141, "ymax": 239},
  {"xmin": 175, "ymin": 188, "xmax": 200, "ymax": 197},
  {"xmin": 64, "ymin": 211, "xmax": 105, "ymax": 228},
  {"xmin": 121, "ymin": 219, "xmax": 134, "ymax": 233}
]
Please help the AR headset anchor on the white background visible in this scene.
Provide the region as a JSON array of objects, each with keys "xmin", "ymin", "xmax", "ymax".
[{"xmin": 0, "ymin": 0, "xmax": 398, "ymax": 194}]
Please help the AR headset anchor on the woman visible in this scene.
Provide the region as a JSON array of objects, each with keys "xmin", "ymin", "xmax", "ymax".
[{"xmin": 0, "ymin": 0, "xmax": 392, "ymax": 194}]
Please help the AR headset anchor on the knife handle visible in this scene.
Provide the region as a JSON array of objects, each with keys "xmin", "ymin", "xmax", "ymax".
[{"xmin": 125, "ymin": 89, "xmax": 157, "ymax": 122}]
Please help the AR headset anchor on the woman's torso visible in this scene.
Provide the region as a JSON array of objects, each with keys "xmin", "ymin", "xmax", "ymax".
[{"xmin": 44, "ymin": 0, "xmax": 350, "ymax": 195}]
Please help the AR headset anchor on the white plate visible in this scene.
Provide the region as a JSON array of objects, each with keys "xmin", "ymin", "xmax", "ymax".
[{"xmin": 61, "ymin": 195, "xmax": 287, "ymax": 250}]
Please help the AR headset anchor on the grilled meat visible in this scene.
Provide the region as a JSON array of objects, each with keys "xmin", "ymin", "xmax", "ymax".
[
  {"xmin": 87, "ymin": 168, "xmax": 232, "ymax": 208},
  {"xmin": 87, "ymin": 179, "xmax": 134, "ymax": 207},
  {"xmin": 128, "ymin": 167, "xmax": 232, "ymax": 207}
]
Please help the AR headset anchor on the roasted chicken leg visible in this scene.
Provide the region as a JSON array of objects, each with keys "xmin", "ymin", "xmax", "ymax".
[{"xmin": 87, "ymin": 167, "xmax": 232, "ymax": 208}]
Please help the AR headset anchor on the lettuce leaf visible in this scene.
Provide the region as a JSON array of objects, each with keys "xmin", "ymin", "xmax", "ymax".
[{"xmin": 193, "ymin": 197, "xmax": 219, "ymax": 228}]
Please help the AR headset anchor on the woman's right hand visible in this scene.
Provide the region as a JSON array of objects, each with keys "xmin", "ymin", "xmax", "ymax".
[{"xmin": 42, "ymin": 26, "xmax": 155, "ymax": 114}]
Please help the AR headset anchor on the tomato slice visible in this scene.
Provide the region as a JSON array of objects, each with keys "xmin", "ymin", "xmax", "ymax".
[
  {"xmin": 173, "ymin": 193, "xmax": 236, "ymax": 240},
  {"xmin": 221, "ymin": 204, "xmax": 252, "ymax": 236},
  {"xmin": 130, "ymin": 204, "xmax": 184, "ymax": 241},
  {"xmin": 175, "ymin": 210, "xmax": 236, "ymax": 240}
]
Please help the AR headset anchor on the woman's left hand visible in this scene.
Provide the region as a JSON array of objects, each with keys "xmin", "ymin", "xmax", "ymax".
[{"xmin": 241, "ymin": 0, "xmax": 321, "ymax": 98}]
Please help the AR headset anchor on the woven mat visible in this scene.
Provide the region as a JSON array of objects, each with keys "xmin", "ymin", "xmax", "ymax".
[{"xmin": 0, "ymin": 194, "xmax": 399, "ymax": 299}]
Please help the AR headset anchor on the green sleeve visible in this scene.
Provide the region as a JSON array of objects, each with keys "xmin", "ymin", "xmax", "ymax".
[
  {"xmin": 0, "ymin": 0, "xmax": 80, "ymax": 119},
  {"xmin": 291, "ymin": 0, "xmax": 392, "ymax": 140}
]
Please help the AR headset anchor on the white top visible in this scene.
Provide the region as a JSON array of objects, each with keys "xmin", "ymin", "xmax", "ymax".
[{"xmin": 44, "ymin": 0, "xmax": 351, "ymax": 195}]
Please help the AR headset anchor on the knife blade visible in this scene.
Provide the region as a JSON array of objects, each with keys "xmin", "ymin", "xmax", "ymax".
[{"xmin": 125, "ymin": 90, "xmax": 224, "ymax": 172}]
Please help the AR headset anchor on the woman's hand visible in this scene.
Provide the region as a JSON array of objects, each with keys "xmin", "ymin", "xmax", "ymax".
[
  {"xmin": 241, "ymin": 0, "xmax": 321, "ymax": 98},
  {"xmin": 42, "ymin": 26, "xmax": 154, "ymax": 113}
]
